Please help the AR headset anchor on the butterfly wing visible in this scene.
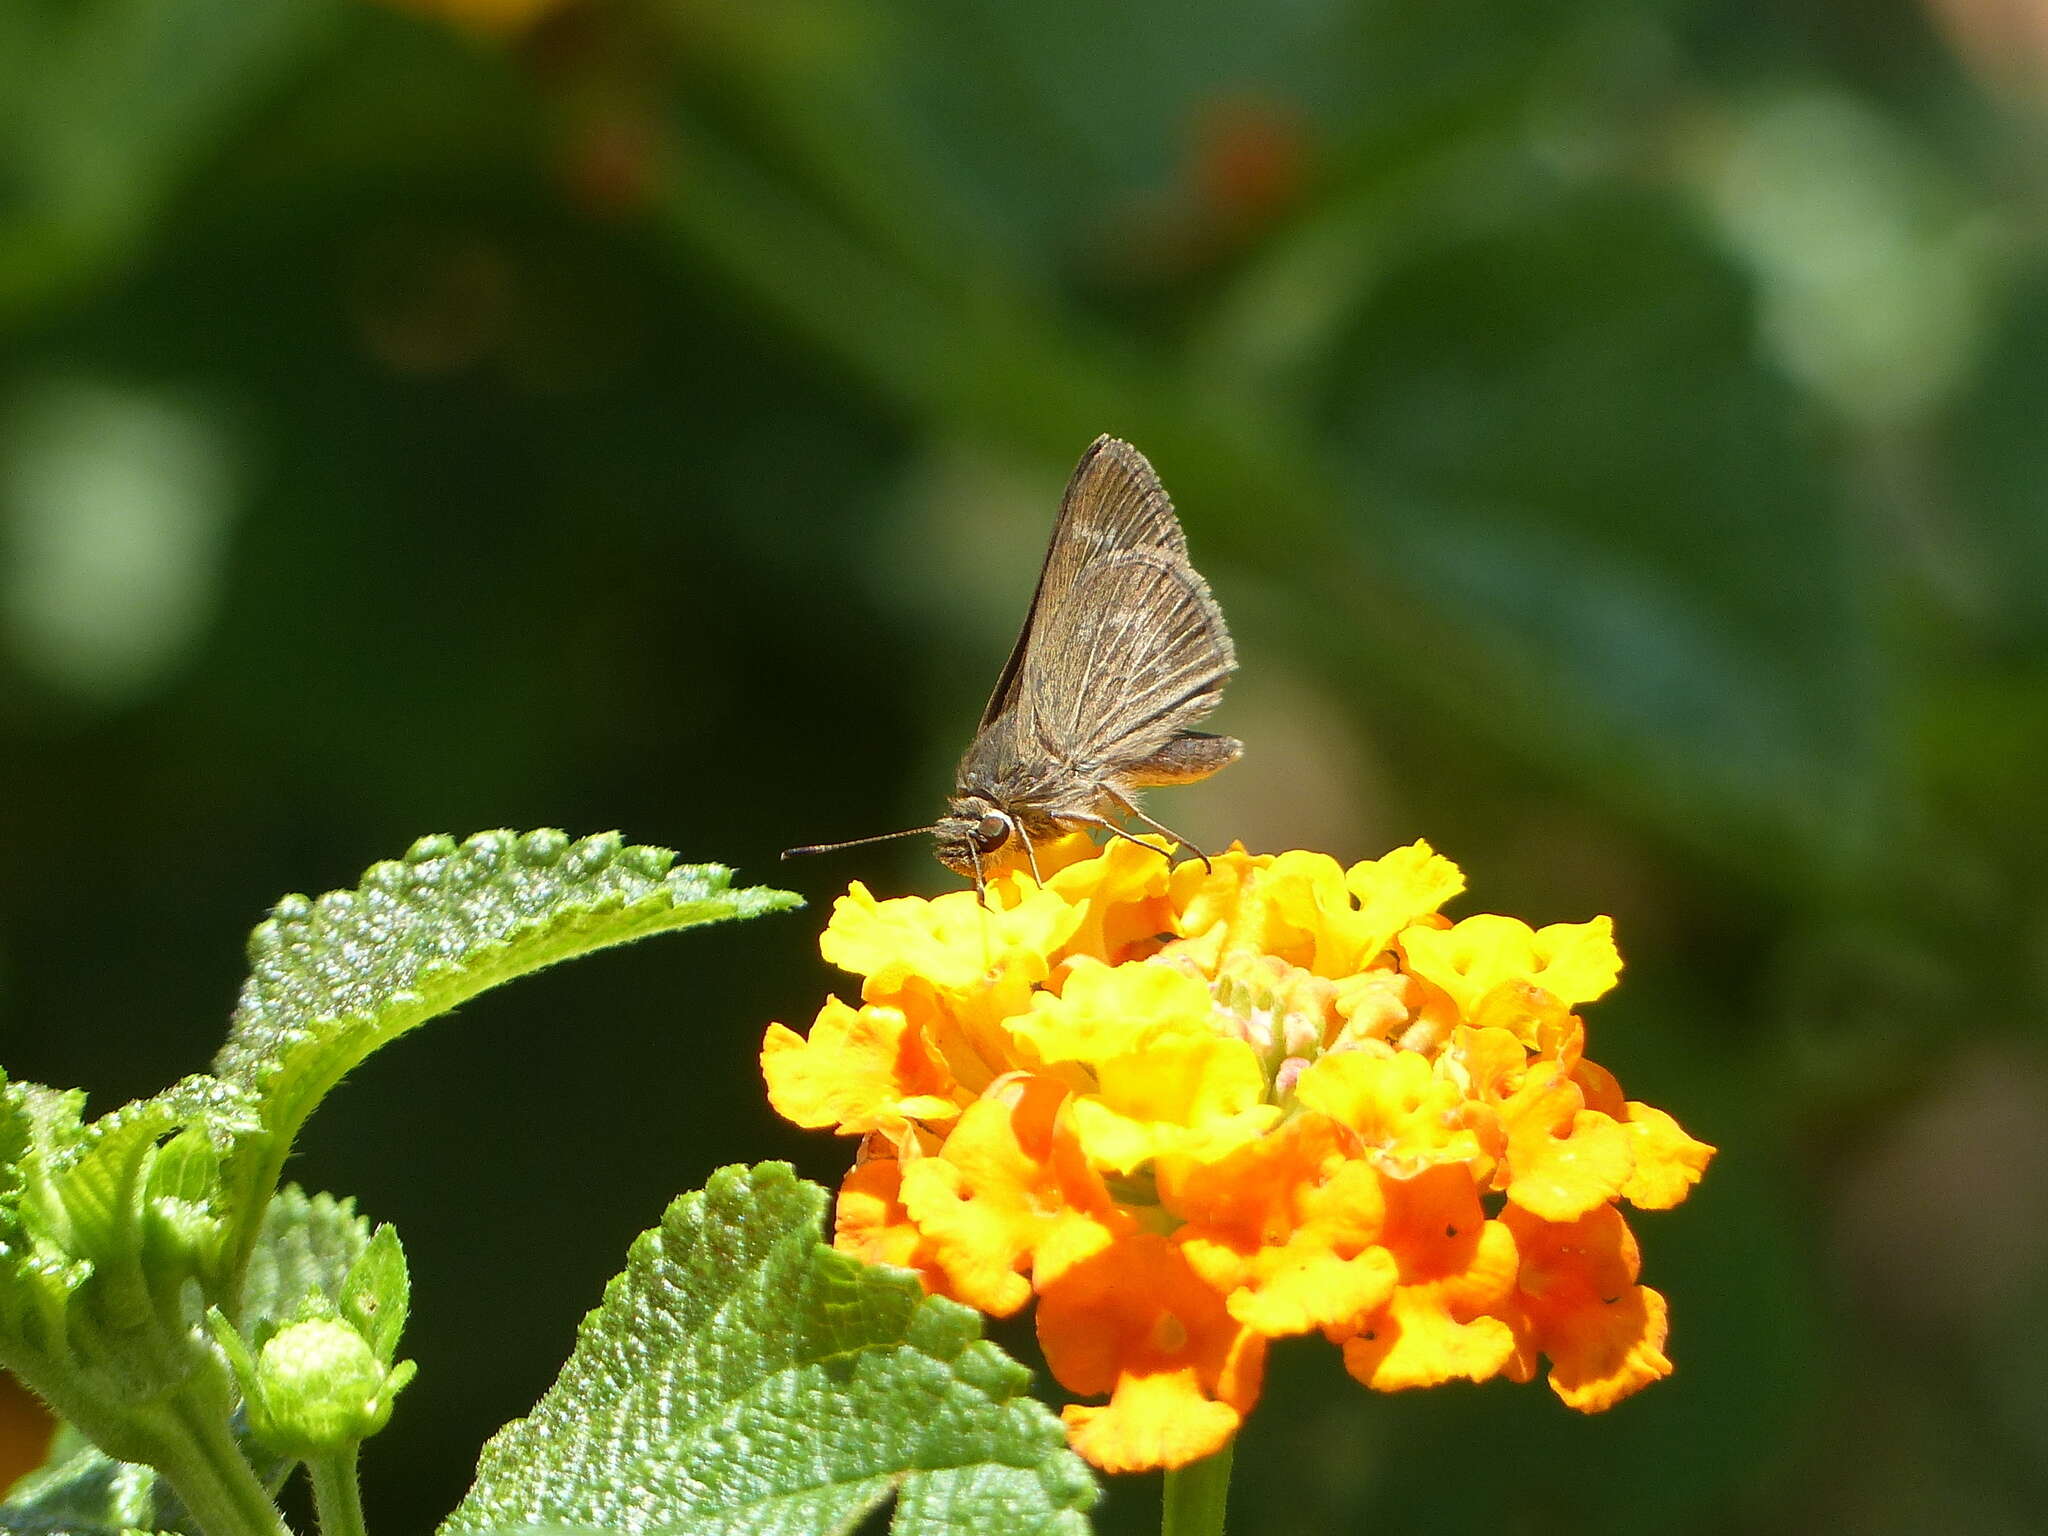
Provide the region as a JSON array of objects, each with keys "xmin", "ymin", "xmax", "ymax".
[
  {"xmin": 961, "ymin": 436, "xmax": 1234, "ymax": 798},
  {"xmin": 973, "ymin": 435, "xmax": 1198, "ymax": 733},
  {"xmin": 1023, "ymin": 547, "xmax": 1235, "ymax": 772}
]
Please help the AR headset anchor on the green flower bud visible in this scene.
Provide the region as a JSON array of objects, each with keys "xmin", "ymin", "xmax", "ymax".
[{"xmin": 218, "ymin": 1314, "xmax": 415, "ymax": 1458}]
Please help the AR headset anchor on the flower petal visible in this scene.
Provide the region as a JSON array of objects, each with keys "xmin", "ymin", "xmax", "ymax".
[
  {"xmin": 761, "ymin": 999, "xmax": 963, "ymax": 1135},
  {"xmin": 1504, "ymin": 1203, "xmax": 1672, "ymax": 1410},
  {"xmin": 1335, "ymin": 1167, "xmax": 1519, "ymax": 1391},
  {"xmin": 821, "ymin": 881, "xmax": 1080, "ymax": 995},
  {"xmin": 899, "ymin": 1075, "xmax": 1120, "ymax": 1315},
  {"xmin": 1046, "ymin": 834, "xmax": 1177, "ymax": 965},
  {"xmin": 1295, "ymin": 1049, "xmax": 1488, "ymax": 1176},
  {"xmin": 1011, "ymin": 957, "xmax": 1217, "ymax": 1068},
  {"xmin": 1340, "ymin": 1280, "xmax": 1517, "ymax": 1392},
  {"xmin": 1062, "ymin": 1372, "xmax": 1244, "ymax": 1474},
  {"xmin": 1400, "ymin": 913, "xmax": 1621, "ymax": 1019},
  {"xmin": 1069, "ymin": 1034, "xmax": 1279, "ymax": 1174},
  {"xmin": 1617, "ymin": 1103, "xmax": 1716, "ymax": 1209},
  {"xmin": 1039, "ymin": 1232, "xmax": 1265, "ymax": 1472},
  {"xmin": 1168, "ymin": 1119, "xmax": 1398, "ymax": 1337},
  {"xmin": 833, "ymin": 1150, "xmax": 947, "ymax": 1295}
]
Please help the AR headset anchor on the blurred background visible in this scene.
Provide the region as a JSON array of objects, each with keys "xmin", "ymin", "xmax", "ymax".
[{"xmin": 3, "ymin": 0, "xmax": 2046, "ymax": 1530}]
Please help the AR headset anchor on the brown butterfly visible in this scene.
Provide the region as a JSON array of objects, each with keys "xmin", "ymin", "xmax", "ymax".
[{"xmin": 785, "ymin": 434, "xmax": 1240, "ymax": 881}]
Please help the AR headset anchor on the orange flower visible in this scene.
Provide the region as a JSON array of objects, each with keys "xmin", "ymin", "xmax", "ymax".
[
  {"xmin": 897, "ymin": 1075, "xmax": 1126, "ymax": 1314},
  {"xmin": 1500, "ymin": 1203, "xmax": 1673, "ymax": 1410},
  {"xmin": 763, "ymin": 838, "xmax": 1713, "ymax": 1472},
  {"xmin": 1038, "ymin": 1234, "xmax": 1265, "ymax": 1474},
  {"xmin": 831, "ymin": 1140, "xmax": 942, "ymax": 1284},
  {"xmin": 1167, "ymin": 1117, "xmax": 1398, "ymax": 1336},
  {"xmin": 1328, "ymin": 1164, "xmax": 1519, "ymax": 1392}
]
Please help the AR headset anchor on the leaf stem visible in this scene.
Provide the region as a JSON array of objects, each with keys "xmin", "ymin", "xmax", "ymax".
[
  {"xmin": 309, "ymin": 1448, "xmax": 370, "ymax": 1536},
  {"xmin": 1162, "ymin": 1438, "xmax": 1234, "ymax": 1536},
  {"xmin": 154, "ymin": 1392, "xmax": 291, "ymax": 1536}
]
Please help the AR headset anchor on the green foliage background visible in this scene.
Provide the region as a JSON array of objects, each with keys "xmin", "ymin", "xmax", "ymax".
[{"xmin": 2, "ymin": 0, "xmax": 2043, "ymax": 1530}]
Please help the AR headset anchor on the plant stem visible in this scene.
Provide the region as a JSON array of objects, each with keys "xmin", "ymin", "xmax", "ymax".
[
  {"xmin": 154, "ymin": 1393, "xmax": 291, "ymax": 1536},
  {"xmin": 309, "ymin": 1448, "xmax": 370, "ymax": 1536},
  {"xmin": 1161, "ymin": 1438, "xmax": 1235, "ymax": 1536}
]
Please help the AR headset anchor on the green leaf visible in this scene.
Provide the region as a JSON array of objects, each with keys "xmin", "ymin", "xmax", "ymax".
[
  {"xmin": 0, "ymin": 1424, "xmax": 163, "ymax": 1534},
  {"xmin": 443, "ymin": 1163, "xmax": 1097, "ymax": 1536},
  {"xmin": 209, "ymin": 830, "xmax": 800, "ymax": 1295},
  {"xmin": 338, "ymin": 1224, "xmax": 407, "ymax": 1364},
  {"xmin": 236, "ymin": 1187, "xmax": 371, "ymax": 1341},
  {"xmin": 0, "ymin": 1078, "xmax": 247, "ymax": 1447},
  {"xmin": 0, "ymin": 1187, "xmax": 341, "ymax": 1534}
]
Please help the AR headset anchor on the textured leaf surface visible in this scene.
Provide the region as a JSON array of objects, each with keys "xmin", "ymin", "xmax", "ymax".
[
  {"xmin": 209, "ymin": 830, "xmax": 799, "ymax": 1285},
  {"xmin": 1, "ymin": 1198, "xmax": 390, "ymax": 1532},
  {"xmin": 237, "ymin": 1185, "xmax": 371, "ymax": 1334},
  {"xmin": 0, "ymin": 1076, "xmax": 244, "ymax": 1407},
  {"xmin": 0, "ymin": 1424, "xmax": 162, "ymax": 1535},
  {"xmin": 0, "ymin": 1407, "xmax": 291, "ymax": 1536},
  {"xmin": 443, "ymin": 1164, "xmax": 1096, "ymax": 1536},
  {"xmin": 0, "ymin": 1081, "xmax": 260, "ymax": 1530}
]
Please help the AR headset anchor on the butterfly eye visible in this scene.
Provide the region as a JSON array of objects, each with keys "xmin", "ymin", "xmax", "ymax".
[{"xmin": 974, "ymin": 813, "xmax": 1011, "ymax": 850}]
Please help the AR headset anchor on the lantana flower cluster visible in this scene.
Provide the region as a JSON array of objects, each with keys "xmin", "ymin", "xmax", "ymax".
[{"xmin": 763, "ymin": 837, "xmax": 1713, "ymax": 1473}]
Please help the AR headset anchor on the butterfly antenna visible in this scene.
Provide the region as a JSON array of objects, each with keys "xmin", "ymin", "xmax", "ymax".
[{"xmin": 781, "ymin": 825, "xmax": 936, "ymax": 860}]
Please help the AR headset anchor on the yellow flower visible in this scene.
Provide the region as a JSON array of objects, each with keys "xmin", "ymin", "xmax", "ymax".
[
  {"xmin": 1401, "ymin": 913, "xmax": 1622, "ymax": 1025},
  {"xmin": 822, "ymin": 881, "xmax": 1078, "ymax": 998},
  {"xmin": 1295, "ymin": 1049, "xmax": 1492, "ymax": 1178},
  {"xmin": 897, "ymin": 1075, "xmax": 1126, "ymax": 1315},
  {"xmin": 761, "ymin": 998, "xmax": 963, "ymax": 1136},
  {"xmin": 1264, "ymin": 843, "xmax": 1466, "ymax": 977},
  {"xmin": 766, "ymin": 839, "xmax": 1713, "ymax": 1473}
]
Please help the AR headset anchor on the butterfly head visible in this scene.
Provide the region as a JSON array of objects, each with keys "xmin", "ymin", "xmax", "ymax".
[{"xmin": 933, "ymin": 796, "xmax": 1016, "ymax": 877}]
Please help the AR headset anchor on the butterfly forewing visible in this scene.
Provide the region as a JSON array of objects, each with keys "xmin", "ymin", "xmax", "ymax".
[
  {"xmin": 973, "ymin": 435, "xmax": 1195, "ymax": 734},
  {"xmin": 1031, "ymin": 553, "xmax": 1233, "ymax": 768},
  {"xmin": 957, "ymin": 436, "xmax": 1235, "ymax": 809}
]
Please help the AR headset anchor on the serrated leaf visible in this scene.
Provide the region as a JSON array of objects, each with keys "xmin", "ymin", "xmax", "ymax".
[
  {"xmin": 0, "ymin": 1078, "xmax": 242, "ymax": 1409},
  {"xmin": 443, "ymin": 1163, "xmax": 1097, "ymax": 1536},
  {"xmin": 237, "ymin": 1187, "xmax": 370, "ymax": 1339},
  {"xmin": 33, "ymin": 1088, "xmax": 194, "ymax": 1275},
  {"xmin": 209, "ymin": 830, "xmax": 800, "ymax": 1291}
]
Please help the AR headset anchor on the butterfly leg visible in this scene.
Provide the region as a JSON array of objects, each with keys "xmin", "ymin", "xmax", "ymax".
[
  {"xmin": 1084, "ymin": 788, "xmax": 1215, "ymax": 874},
  {"xmin": 1071, "ymin": 813, "xmax": 1177, "ymax": 862},
  {"xmin": 1018, "ymin": 826, "xmax": 1045, "ymax": 884}
]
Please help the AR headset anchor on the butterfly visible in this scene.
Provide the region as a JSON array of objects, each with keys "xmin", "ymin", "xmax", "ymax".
[{"xmin": 786, "ymin": 435, "xmax": 1240, "ymax": 882}]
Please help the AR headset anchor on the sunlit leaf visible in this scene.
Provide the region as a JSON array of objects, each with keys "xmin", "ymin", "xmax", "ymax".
[
  {"xmin": 209, "ymin": 830, "xmax": 800, "ymax": 1292},
  {"xmin": 444, "ymin": 1163, "xmax": 1096, "ymax": 1536}
]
